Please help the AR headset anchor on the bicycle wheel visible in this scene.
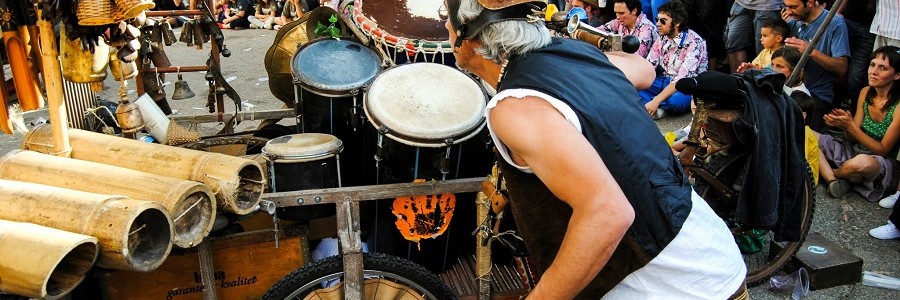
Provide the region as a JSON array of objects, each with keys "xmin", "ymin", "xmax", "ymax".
[
  {"xmin": 694, "ymin": 152, "xmax": 815, "ymax": 285},
  {"xmin": 263, "ymin": 252, "xmax": 456, "ymax": 300}
]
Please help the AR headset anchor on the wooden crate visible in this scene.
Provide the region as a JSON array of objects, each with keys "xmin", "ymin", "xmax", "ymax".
[
  {"xmin": 773, "ymin": 232, "xmax": 863, "ymax": 290},
  {"xmin": 106, "ymin": 226, "xmax": 309, "ymax": 300}
]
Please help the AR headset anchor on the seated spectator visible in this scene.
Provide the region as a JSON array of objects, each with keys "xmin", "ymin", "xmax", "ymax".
[
  {"xmin": 792, "ymin": 91, "xmax": 820, "ymax": 185},
  {"xmin": 640, "ymin": 0, "xmax": 707, "ymax": 119},
  {"xmin": 818, "ymin": 46, "xmax": 900, "ymax": 200},
  {"xmin": 737, "ymin": 19, "xmax": 788, "ymax": 72},
  {"xmin": 770, "ymin": 47, "xmax": 811, "ymax": 96},
  {"xmin": 724, "ymin": 0, "xmax": 782, "ymax": 73},
  {"xmin": 219, "ymin": 0, "xmax": 254, "ymax": 29},
  {"xmin": 570, "ymin": 0, "xmax": 607, "ymax": 27},
  {"xmin": 598, "ymin": 0, "xmax": 658, "ymax": 58},
  {"xmin": 782, "ymin": 0, "xmax": 850, "ymax": 132},
  {"xmin": 153, "ymin": 0, "xmax": 190, "ymax": 27},
  {"xmin": 250, "ymin": 0, "xmax": 277, "ymax": 29},
  {"xmin": 275, "ymin": 0, "xmax": 305, "ymax": 30}
]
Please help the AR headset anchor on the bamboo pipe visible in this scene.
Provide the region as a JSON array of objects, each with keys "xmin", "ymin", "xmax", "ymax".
[
  {"xmin": 37, "ymin": 9, "xmax": 71, "ymax": 157},
  {"xmin": 0, "ymin": 150, "xmax": 216, "ymax": 248},
  {"xmin": 0, "ymin": 179, "xmax": 173, "ymax": 272},
  {"xmin": 23, "ymin": 125, "xmax": 266, "ymax": 215},
  {"xmin": 0, "ymin": 220, "xmax": 98, "ymax": 300},
  {"xmin": 3, "ymin": 28, "xmax": 44, "ymax": 111}
]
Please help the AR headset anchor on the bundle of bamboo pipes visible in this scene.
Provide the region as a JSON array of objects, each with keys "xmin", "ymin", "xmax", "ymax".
[
  {"xmin": 24, "ymin": 125, "xmax": 266, "ymax": 215},
  {"xmin": 0, "ymin": 179, "xmax": 173, "ymax": 272},
  {"xmin": 0, "ymin": 150, "xmax": 216, "ymax": 248}
]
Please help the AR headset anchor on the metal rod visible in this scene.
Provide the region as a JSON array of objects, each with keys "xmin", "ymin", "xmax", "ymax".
[
  {"xmin": 261, "ymin": 177, "xmax": 485, "ymax": 207},
  {"xmin": 146, "ymin": 10, "xmax": 203, "ymax": 17},
  {"xmin": 167, "ymin": 108, "xmax": 295, "ymax": 123},
  {"xmin": 786, "ymin": 0, "xmax": 845, "ymax": 87},
  {"xmin": 146, "ymin": 65, "xmax": 209, "ymax": 74}
]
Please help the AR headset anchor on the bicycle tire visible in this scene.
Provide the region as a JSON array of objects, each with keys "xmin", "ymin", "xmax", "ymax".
[
  {"xmin": 693, "ymin": 152, "xmax": 815, "ymax": 285},
  {"xmin": 263, "ymin": 252, "xmax": 456, "ymax": 300}
]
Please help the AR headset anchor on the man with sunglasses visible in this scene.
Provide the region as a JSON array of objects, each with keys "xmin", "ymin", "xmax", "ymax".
[
  {"xmin": 781, "ymin": 0, "xmax": 849, "ymax": 131},
  {"xmin": 640, "ymin": 0, "xmax": 707, "ymax": 120},
  {"xmin": 444, "ymin": 0, "xmax": 746, "ymax": 298}
]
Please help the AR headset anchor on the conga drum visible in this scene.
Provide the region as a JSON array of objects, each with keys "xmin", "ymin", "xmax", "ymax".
[
  {"xmin": 345, "ymin": 0, "xmax": 455, "ymax": 65},
  {"xmin": 364, "ymin": 62, "xmax": 492, "ymax": 273},
  {"xmin": 262, "ymin": 133, "xmax": 344, "ymax": 221},
  {"xmin": 291, "ymin": 37, "xmax": 381, "ymax": 187}
]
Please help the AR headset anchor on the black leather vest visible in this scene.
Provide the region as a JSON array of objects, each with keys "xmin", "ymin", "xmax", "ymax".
[{"xmin": 496, "ymin": 38, "xmax": 693, "ymax": 297}]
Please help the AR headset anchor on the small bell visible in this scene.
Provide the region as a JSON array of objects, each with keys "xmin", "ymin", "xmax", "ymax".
[
  {"xmin": 171, "ymin": 70, "xmax": 196, "ymax": 100},
  {"xmin": 162, "ymin": 21, "xmax": 177, "ymax": 46},
  {"xmin": 149, "ymin": 21, "xmax": 162, "ymax": 43},
  {"xmin": 181, "ymin": 20, "xmax": 194, "ymax": 46},
  {"xmin": 114, "ymin": 80, "xmax": 145, "ymax": 133}
]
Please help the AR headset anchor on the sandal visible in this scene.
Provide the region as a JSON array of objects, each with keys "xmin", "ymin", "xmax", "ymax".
[{"xmin": 828, "ymin": 179, "xmax": 850, "ymax": 197}]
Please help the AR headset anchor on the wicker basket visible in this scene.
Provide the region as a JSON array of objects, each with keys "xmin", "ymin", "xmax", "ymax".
[
  {"xmin": 77, "ymin": 0, "xmax": 116, "ymax": 26},
  {"xmin": 114, "ymin": 0, "xmax": 155, "ymax": 22}
]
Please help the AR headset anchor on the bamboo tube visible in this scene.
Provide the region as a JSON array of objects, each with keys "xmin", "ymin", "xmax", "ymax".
[
  {"xmin": 0, "ymin": 150, "xmax": 216, "ymax": 248},
  {"xmin": 0, "ymin": 179, "xmax": 173, "ymax": 272},
  {"xmin": 37, "ymin": 10, "xmax": 71, "ymax": 157},
  {"xmin": 0, "ymin": 220, "xmax": 98, "ymax": 300},
  {"xmin": 23, "ymin": 125, "xmax": 266, "ymax": 215},
  {"xmin": 3, "ymin": 29, "xmax": 44, "ymax": 111}
]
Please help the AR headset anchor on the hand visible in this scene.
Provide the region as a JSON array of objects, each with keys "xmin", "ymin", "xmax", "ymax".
[
  {"xmin": 823, "ymin": 109, "xmax": 853, "ymax": 129},
  {"xmin": 780, "ymin": 8, "xmax": 791, "ymax": 22},
  {"xmin": 645, "ymin": 100, "xmax": 660, "ymax": 117},
  {"xmin": 785, "ymin": 37, "xmax": 810, "ymax": 54},
  {"xmin": 736, "ymin": 62, "xmax": 757, "ymax": 73}
]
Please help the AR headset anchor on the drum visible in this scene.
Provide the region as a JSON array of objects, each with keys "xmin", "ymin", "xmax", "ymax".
[
  {"xmin": 345, "ymin": 0, "xmax": 455, "ymax": 65},
  {"xmin": 291, "ymin": 38, "xmax": 381, "ymax": 97},
  {"xmin": 262, "ymin": 133, "xmax": 344, "ymax": 220}
]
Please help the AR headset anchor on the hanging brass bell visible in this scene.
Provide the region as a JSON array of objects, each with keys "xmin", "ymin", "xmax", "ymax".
[
  {"xmin": 115, "ymin": 100, "xmax": 145, "ymax": 133},
  {"xmin": 171, "ymin": 73, "xmax": 196, "ymax": 100}
]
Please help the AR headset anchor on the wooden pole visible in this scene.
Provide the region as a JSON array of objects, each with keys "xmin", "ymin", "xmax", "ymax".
[
  {"xmin": 37, "ymin": 9, "xmax": 71, "ymax": 157},
  {"xmin": 0, "ymin": 150, "xmax": 216, "ymax": 248},
  {"xmin": 0, "ymin": 179, "xmax": 174, "ymax": 272},
  {"xmin": 0, "ymin": 220, "xmax": 98, "ymax": 300}
]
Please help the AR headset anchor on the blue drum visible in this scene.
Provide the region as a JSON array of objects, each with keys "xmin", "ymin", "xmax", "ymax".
[{"xmin": 290, "ymin": 38, "xmax": 382, "ymax": 187}]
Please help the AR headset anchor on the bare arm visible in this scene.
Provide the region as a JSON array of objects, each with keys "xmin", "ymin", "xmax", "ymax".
[
  {"xmin": 785, "ymin": 37, "xmax": 848, "ymax": 76},
  {"xmin": 836, "ymin": 87, "xmax": 900, "ymax": 155},
  {"xmin": 606, "ymin": 51, "xmax": 655, "ymax": 90},
  {"xmin": 490, "ymin": 96, "xmax": 635, "ymax": 299}
]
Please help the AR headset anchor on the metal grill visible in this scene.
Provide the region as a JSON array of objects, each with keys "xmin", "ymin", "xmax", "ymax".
[{"xmin": 62, "ymin": 79, "xmax": 96, "ymax": 130}]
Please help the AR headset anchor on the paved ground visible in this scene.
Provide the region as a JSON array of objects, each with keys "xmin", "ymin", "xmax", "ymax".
[{"xmin": 2, "ymin": 26, "xmax": 898, "ymax": 299}]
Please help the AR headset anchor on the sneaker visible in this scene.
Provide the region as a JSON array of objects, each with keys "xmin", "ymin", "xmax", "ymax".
[
  {"xmin": 653, "ymin": 109, "xmax": 667, "ymax": 120},
  {"xmin": 249, "ymin": 23, "xmax": 260, "ymax": 29},
  {"xmin": 828, "ymin": 179, "xmax": 850, "ymax": 197},
  {"xmin": 869, "ymin": 221, "xmax": 900, "ymax": 240},
  {"xmin": 879, "ymin": 191, "xmax": 898, "ymax": 209}
]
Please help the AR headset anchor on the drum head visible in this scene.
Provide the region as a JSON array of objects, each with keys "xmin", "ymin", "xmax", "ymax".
[
  {"xmin": 291, "ymin": 38, "xmax": 381, "ymax": 97},
  {"xmin": 365, "ymin": 63, "xmax": 486, "ymax": 147},
  {"xmin": 262, "ymin": 133, "xmax": 344, "ymax": 162},
  {"xmin": 360, "ymin": 0, "xmax": 447, "ymax": 40}
]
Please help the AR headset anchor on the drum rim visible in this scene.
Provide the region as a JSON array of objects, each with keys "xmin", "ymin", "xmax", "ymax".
[
  {"xmin": 290, "ymin": 37, "xmax": 381, "ymax": 96},
  {"xmin": 364, "ymin": 62, "xmax": 487, "ymax": 148},
  {"xmin": 262, "ymin": 134, "xmax": 345, "ymax": 162},
  {"xmin": 347, "ymin": 0, "xmax": 453, "ymax": 53}
]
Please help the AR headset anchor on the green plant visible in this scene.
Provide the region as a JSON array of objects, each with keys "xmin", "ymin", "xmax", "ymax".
[{"xmin": 314, "ymin": 14, "xmax": 340, "ymax": 39}]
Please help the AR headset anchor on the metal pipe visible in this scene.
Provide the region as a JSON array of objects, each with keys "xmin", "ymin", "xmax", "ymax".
[{"xmin": 786, "ymin": 0, "xmax": 845, "ymax": 87}]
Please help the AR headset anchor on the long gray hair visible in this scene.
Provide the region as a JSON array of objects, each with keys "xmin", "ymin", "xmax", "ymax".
[{"xmin": 456, "ymin": 0, "xmax": 552, "ymax": 64}]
